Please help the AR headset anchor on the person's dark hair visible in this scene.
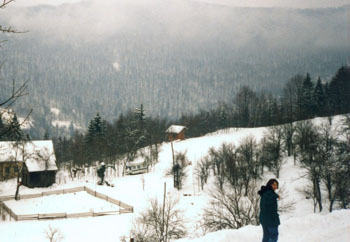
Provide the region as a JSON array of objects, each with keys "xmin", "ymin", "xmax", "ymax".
[
  {"xmin": 258, "ymin": 178, "xmax": 279, "ymax": 195},
  {"xmin": 266, "ymin": 178, "xmax": 279, "ymax": 189}
]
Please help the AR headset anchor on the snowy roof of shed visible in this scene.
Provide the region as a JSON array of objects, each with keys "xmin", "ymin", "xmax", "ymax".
[
  {"xmin": 165, "ymin": 125, "xmax": 187, "ymax": 134},
  {"xmin": 0, "ymin": 140, "xmax": 58, "ymax": 172}
]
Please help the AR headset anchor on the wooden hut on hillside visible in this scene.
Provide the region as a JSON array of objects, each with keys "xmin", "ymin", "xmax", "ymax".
[
  {"xmin": 0, "ymin": 140, "xmax": 58, "ymax": 187},
  {"xmin": 165, "ymin": 125, "xmax": 187, "ymax": 141}
]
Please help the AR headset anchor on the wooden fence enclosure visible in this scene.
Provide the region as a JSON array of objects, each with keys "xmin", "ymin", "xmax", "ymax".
[{"xmin": 0, "ymin": 186, "xmax": 133, "ymax": 221}]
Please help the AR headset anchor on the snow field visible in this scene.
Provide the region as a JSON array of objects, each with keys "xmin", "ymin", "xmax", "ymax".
[
  {"xmin": 0, "ymin": 115, "xmax": 349, "ymax": 242},
  {"xmin": 4, "ymin": 191, "xmax": 121, "ymax": 215}
]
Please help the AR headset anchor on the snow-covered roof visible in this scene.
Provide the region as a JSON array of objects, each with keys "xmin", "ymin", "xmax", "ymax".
[
  {"xmin": 0, "ymin": 140, "xmax": 58, "ymax": 172},
  {"xmin": 165, "ymin": 125, "xmax": 187, "ymax": 134}
]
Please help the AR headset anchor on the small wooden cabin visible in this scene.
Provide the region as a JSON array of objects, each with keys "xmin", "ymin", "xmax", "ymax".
[
  {"xmin": 165, "ymin": 125, "xmax": 187, "ymax": 141},
  {"xmin": 0, "ymin": 140, "xmax": 58, "ymax": 187}
]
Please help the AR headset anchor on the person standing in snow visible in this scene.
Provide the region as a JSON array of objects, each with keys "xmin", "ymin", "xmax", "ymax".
[
  {"xmin": 97, "ymin": 162, "xmax": 106, "ymax": 185},
  {"xmin": 258, "ymin": 178, "xmax": 280, "ymax": 242}
]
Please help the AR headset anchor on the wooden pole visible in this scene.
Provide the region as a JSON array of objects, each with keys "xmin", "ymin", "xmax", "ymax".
[
  {"xmin": 171, "ymin": 142, "xmax": 176, "ymax": 188},
  {"xmin": 171, "ymin": 142, "xmax": 175, "ymax": 166},
  {"xmin": 192, "ymin": 166, "xmax": 195, "ymax": 196},
  {"xmin": 162, "ymin": 182, "xmax": 166, "ymax": 242}
]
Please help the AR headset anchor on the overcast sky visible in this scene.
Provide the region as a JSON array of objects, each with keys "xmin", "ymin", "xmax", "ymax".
[{"xmin": 12, "ymin": 0, "xmax": 350, "ymax": 8}]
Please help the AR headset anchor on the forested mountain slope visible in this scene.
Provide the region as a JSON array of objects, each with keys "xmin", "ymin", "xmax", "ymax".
[{"xmin": 0, "ymin": 1, "xmax": 349, "ymax": 137}]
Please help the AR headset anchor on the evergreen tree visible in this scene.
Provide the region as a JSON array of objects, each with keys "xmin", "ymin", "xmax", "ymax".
[
  {"xmin": 313, "ymin": 77, "xmax": 326, "ymax": 116},
  {"xmin": 135, "ymin": 104, "xmax": 146, "ymax": 128},
  {"xmin": 323, "ymin": 82, "xmax": 331, "ymax": 116},
  {"xmin": 219, "ymin": 105, "xmax": 228, "ymax": 129},
  {"xmin": 116, "ymin": 113, "xmax": 127, "ymax": 155},
  {"xmin": 43, "ymin": 130, "xmax": 50, "ymax": 140},
  {"xmin": 328, "ymin": 66, "xmax": 350, "ymax": 115},
  {"xmin": 134, "ymin": 104, "xmax": 149, "ymax": 149},
  {"xmin": 85, "ymin": 119, "xmax": 95, "ymax": 144},
  {"xmin": 199, "ymin": 110, "xmax": 210, "ymax": 135},
  {"xmin": 0, "ymin": 115, "xmax": 7, "ymax": 141},
  {"xmin": 93, "ymin": 113, "xmax": 103, "ymax": 136},
  {"xmin": 8, "ymin": 113, "xmax": 24, "ymax": 141},
  {"xmin": 71, "ymin": 131, "xmax": 87, "ymax": 166},
  {"xmin": 84, "ymin": 113, "xmax": 108, "ymax": 162},
  {"xmin": 300, "ymin": 73, "xmax": 315, "ymax": 119}
]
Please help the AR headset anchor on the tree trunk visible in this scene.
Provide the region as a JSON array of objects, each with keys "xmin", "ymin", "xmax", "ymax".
[
  {"xmin": 15, "ymin": 183, "xmax": 22, "ymax": 200},
  {"xmin": 315, "ymin": 178, "xmax": 323, "ymax": 212}
]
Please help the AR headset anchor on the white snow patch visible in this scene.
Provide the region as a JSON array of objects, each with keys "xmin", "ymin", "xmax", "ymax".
[
  {"xmin": 113, "ymin": 62, "xmax": 120, "ymax": 72},
  {"xmin": 50, "ymin": 107, "xmax": 60, "ymax": 116}
]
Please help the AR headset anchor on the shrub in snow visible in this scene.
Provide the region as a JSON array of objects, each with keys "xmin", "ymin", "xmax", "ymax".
[
  {"xmin": 129, "ymin": 196, "xmax": 187, "ymax": 242},
  {"xmin": 44, "ymin": 225, "xmax": 64, "ymax": 242},
  {"xmin": 167, "ymin": 151, "xmax": 189, "ymax": 190},
  {"xmin": 202, "ymin": 182, "xmax": 260, "ymax": 232}
]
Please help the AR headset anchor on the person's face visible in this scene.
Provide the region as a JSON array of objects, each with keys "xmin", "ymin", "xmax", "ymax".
[{"xmin": 271, "ymin": 182, "xmax": 278, "ymax": 191}]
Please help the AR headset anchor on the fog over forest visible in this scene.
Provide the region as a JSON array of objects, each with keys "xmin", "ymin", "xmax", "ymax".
[{"xmin": 0, "ymin": 0, "xmax": 349, "ymax": 137}]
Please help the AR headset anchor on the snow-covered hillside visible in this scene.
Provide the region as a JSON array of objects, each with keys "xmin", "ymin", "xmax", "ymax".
[{"xmin": 0, "ymin": 115, "xmax": 349, "ymax": 242}]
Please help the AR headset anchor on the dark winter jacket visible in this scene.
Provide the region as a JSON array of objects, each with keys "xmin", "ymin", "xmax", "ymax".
[
  {"xmin": 258, "ymin": 186, "xmax": 280, "ymax": 227},
  {"xmin": 97, "ymin": 165, "xmax": 106, "ymax": 178}
]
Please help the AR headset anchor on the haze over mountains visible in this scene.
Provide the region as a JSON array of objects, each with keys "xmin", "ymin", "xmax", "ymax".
[{"xmin": 0, "ymin": 0, "xmax": 349, "ymax": 137}]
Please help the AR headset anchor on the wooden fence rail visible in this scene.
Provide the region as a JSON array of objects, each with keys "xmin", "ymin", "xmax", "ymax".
[{"xmin": 0, "ymin": 186, "xmax": 133, "ymax": 221}]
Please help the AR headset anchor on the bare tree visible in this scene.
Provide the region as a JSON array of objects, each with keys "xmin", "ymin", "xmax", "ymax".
[
  {"xmin": 296, "ymin": 121, "xmax": 323, "ymax": 212},
  {"xmin": 195, "ymin": 156, "xmax": 211, "ymax": 191},
  {"xmin": 236, "ymin": 136, "xmax": 261, "ymax": 195},
  {"xmin": 258, "ymin": 137, "xmax": 269, "ymax": 175},
  {"xmin": 301, "ymin": 183, "xmax": 319, "ymax": 213},
  {"xmin": 282, "ymin": 122, "xmax": 295, "ymax": 158},
  {"xmin": 44, "ymin": 225, "xmax": 64, "ymax": 242},
  {"xmin": 294, "ymin": 120, "xmax": 316, "ymax": 154},
  {"xmin": 172, "ymin": 151, "xmax": 188, "ymax": 190},
  {"xmin": 281, "ymin": 75, "xmax": 304, "ymax": 120},
  {"xmin": 208, "ymin": 145, "xmax": 228, "ymax": 190},
  {"xmin": 12, "ymin": 140, "xmax": 31, "ymax": 200},
  {"xmin": 315, "ymin": 122, "xmax": 340, "ymax": 212},
  {"xmin": 130, "ymin": 196, "xmax": 187, "ymax": 242},
  {"xmin": 0, "ymin": 1, "xmax": 18, "ymax": 34},
  {"xmin": 334, "ymin": 115, "xmax": 350, "ymax": 209},
  {"xmin": 277, "ymin": 183, "xmax": 296, "ymax": 213},
  {"xmin": 233, "ymin": 86, "xmax": 258, "ymax": 127},
  {"xmin": 263, "ymin": 126, "xmax": 284, "ymax": 178},
  {"xmin": 0, "ymin": 0, "xmax": 31, "ymax": 140},
  {"xmin": 202, "ymin": 181, "xmax": 260, "ymax": 232}
]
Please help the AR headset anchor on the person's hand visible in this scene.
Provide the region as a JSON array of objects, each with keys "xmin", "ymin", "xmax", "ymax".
[{"xmin": 278, "ymin": 194, "xmax": 281, "ymax": 200}]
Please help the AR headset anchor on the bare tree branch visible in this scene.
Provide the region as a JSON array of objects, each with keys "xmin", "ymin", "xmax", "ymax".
[
  {"xmin": 0, "ymin": 79, "xmax": 29, "ymax": 107},
  {"xmin": 0, "ymin": 0, "xmax": 15, "ymax": 9},
  {"xmin": 0, "ymin": 0, "xmax": 28, "ymax": 35}
]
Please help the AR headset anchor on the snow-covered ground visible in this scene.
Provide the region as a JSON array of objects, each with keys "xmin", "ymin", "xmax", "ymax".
[
  {"xmin": 0, "ymin": 115, "xmax": 349, "ymax": 242},
  {"xmin": 4, "ymin": 191, "xmax": 121, "ymax": 215}
]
